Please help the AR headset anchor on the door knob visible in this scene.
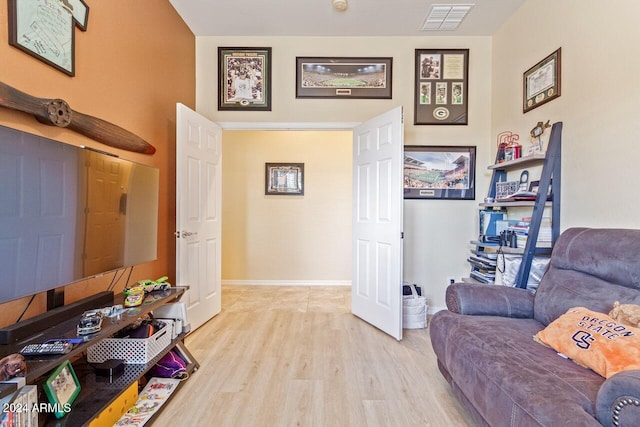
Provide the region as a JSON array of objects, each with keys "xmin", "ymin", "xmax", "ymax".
[{"xmin": 174, "ymin": 230, "xmax": 198, "ymax": 238}]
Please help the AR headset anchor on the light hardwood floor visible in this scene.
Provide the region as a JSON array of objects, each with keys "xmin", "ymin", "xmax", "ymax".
[{"xmin": 155, "ymin": 286, "xmax": 475, "ymax": 427}]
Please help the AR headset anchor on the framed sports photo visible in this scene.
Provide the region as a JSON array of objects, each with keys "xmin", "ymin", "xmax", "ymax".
[
  {"xmin": 414, "ymin": 49, "xmax": 469, "ymax": 125},
  {"xmin": 404, "ymin": 145, "xmax": 476, "ymax": 200},
  {"xmin": 295, "ymin": 57, "xmax": 392, "ymax": 99},
  {"xmin": 42, "ymin": 360, "xmax": 81, "ymax": 418},
  {"xmin": 218, "ymin": 47, "xmax": 272, "ymax": 111}
]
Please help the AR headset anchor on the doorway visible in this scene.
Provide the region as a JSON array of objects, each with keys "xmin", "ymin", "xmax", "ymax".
[
  {"xmin": 220, "ymin": 106, "xmax": 404, "ymax": 340},
  {"xmin": 220, "ymin": 129, "xmax": 353, "ymax": 286}
]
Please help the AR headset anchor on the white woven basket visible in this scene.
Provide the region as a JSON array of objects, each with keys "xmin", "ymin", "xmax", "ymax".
[{"xmin": 87, "ymin": 320, "xmax": 173, "ymax": 364}]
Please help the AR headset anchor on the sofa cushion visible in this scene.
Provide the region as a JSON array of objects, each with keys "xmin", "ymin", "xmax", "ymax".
[
  {"xmin": 430, "ymin": 310, "xmax": 604, "ymax": 426},
  {"xmin": 534, "ymin": 228, "xmax": 640, "ymax": 326},
  {"xmin": 535, "ymin": 307, "xmax": 640, "ymax": 378}
]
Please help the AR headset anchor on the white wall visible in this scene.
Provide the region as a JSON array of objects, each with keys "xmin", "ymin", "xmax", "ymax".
[
  {"xmin": 196, "ymin": 35, "xmax": 493, "ymax": 311},
  {"xmin": 493, "ymin": 0, "xmax": 640, "ymax": 230}
]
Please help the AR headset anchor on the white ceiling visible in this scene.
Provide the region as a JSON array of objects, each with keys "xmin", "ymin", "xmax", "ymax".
[{"xmin": 168, "ymin": 0, "xmax": 526, "ymax": 37}]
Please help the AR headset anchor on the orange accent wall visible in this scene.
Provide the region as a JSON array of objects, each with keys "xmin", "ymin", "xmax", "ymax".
[{"xmin": 0, "ymin": 1, "xmax": 194, "ymax": 327}]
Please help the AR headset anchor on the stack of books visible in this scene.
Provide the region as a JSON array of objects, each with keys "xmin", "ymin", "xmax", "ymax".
[
  {"xmin": 468, "ymin": 249, "xmax": 498, "ymax": 284},
  {"xmin": 507, "ymin": 217, "xmax": 552, "ymax": 248}
]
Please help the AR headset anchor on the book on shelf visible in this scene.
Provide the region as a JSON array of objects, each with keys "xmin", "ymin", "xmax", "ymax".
[
  {"xmin": 507, "ymin": 217, "xmax": 553, "ymax": 247},
  {"xmin": 468, "ymin": 255, "xmax": 497, "ymax": 269},
  {"xmin": 470, "ymin": 271, "xmax": 495, "ymax": 284},
  {"xmin": 0, "ymin": 384, "xmax": 37, "ymax": 427}
]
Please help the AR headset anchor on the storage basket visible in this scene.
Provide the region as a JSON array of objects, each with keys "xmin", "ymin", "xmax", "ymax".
[
  {"xmin": 402, "ymin": 284, "xmax": 428, "ymax": 329},
  {"xmin": 87, "ymin": 320, "xmax": 173, "ymax": 364}
]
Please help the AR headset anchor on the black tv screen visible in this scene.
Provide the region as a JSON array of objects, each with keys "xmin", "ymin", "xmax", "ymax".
[{"xmin": 0, "ymin": 125, "xmax": 159, "ymax": 304}]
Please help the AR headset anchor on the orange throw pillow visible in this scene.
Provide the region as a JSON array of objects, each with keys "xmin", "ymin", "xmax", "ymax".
[{"xmin": 534, "ymin": 306, "xmax": 640, "ymax": 378}]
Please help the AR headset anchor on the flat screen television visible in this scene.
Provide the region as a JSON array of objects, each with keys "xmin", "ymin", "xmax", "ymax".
[{"xmin": 0, "ymin": 125, "xmax": 159, "ymax": 305}]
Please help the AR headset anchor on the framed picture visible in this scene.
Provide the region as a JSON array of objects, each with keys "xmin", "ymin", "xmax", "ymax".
[
  {"xmin": 7, "ymin": 0, "xmax": 89, "ymax": 76},
  {"xmin": 218, "ymin": 47, "xmax": 272, "ymax": 111},
  {"xmin": 296, "ymin": 57, "xmax": 392, "ymax": 99},
  {"xmin": 523, "ymin": 48, "xmax": 561, "ymax": 113},
  {"xmin": 404, "ymin": 145, "xmax": 476, "ymax": 200},
  {"xmin": 528, "ymin": 179, "xmax": 553, "ymax": 199},
  {"xmin": 42, "ymin": 360, "xmax": 81, "ymax": 419},
  {"xmin": 265, "ymin": 163, "xmax": 304, "ymax": 196},
  {"xmin": 414, "ymin": 49, "xmax": 469, "ymax": 125}
]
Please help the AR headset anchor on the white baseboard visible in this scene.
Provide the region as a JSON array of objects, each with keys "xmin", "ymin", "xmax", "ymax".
[{"xmin": 222, "ymin": 280, "xmax": 352, "ymax": 287}]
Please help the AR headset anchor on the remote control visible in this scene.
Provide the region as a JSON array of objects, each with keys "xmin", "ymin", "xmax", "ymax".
[{"xmin": 19, "ymin": 341, "xmax": 74, "ymax": 356}]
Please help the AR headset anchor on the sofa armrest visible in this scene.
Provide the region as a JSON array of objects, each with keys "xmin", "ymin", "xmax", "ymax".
[
  {"xmin": 446, "ymin": 283, "xmax": 535, "ymax": 318},
  {"xmin": 596, "ymin": 370, "xmax": 640, "ymax": 427}
]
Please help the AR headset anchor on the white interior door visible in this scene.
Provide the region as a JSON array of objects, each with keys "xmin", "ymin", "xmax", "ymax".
[
  {"xmin": 352, "ymin": 106, "xmax": 404, "ymax": 340},
  {"xmin": 176, "ymin": 103, "xmax": 222, "ymax": 331}
]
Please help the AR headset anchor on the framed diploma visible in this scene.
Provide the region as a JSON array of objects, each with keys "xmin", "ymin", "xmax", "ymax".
[
  {"xmin": 414, "ymin": 49, "xmax": 469, "ymax": 125},
  {"xmin": 8, "ymin": 0, "xmax": 89, "ymax": 76},
  {"xmin": 523, "ymin": 48, "xmax": 561, "ymax": 113}
]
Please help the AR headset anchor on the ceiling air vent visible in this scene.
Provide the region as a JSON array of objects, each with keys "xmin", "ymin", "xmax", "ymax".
[{"xmin": 422, "ymin": 4, "xmax": 474, "ymax": 31}]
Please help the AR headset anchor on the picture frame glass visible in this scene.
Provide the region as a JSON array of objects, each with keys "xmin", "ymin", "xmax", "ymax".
[
  {"xmin": 218, "ymin": 47, "xmax": 272, "ymax": 111},
  {"xmin": 404, "ymin": 146, "xmax": 476, "ymax": 200}
]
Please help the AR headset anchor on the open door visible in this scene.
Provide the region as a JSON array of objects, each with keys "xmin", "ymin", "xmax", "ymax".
[
  {"xmin": 176, "ymin": 103, "xmax": 222, "ymax": 331},
  {"xmin": 352, "ymin": 106, "xmax": 404, "ymax": 340}
]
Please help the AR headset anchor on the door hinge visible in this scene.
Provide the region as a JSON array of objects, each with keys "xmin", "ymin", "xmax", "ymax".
[
  {"xmin": 174, "ymin": 231, "xmax": 180, "ymax": 238},
  {"xmin": 401, "ymin": 232, "xmax": 404, "ymax": 239}
]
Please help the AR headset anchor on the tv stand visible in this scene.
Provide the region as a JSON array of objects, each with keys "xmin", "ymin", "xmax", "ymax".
[
  {"xmin": 0, "ymin": 291, "xmax": 115, "ymax": 345},
  {"xmin": 0, "ymin": 287, "xmax": 197, "ymax": 426}
]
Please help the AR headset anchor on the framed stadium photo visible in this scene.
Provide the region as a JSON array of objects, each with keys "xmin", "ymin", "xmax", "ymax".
[
  {"xmin": 403, "ymin": 145, "xmax": 476, "ymax": 200},
  {"xmin": 218, "ymin": 47, "xmax": 272, "ymax": 111},
  {"xmin": 414, "ymin": 49, "xmax": 469, "ymax": 125},
  {"xmin": 295, "ymin": 57, "xmax": 392, "ymax": 99}
]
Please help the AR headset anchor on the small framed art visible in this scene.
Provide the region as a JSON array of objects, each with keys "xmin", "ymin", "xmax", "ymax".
[
  {"xmin": 414, "ymin": 49, "xmax": 469, "ymax": 125},
  {"xmin": 265, "ymin": 163, "xmax": 304, "ymax": 196},
  {"xmin": 523, "ymin": 48, "xmax": 561, "ymax": 113},
  {"xmin": 42, "ymin": 360, "xmax": 81, "ymax": 418},
  {"xmin": 404, "ymin": 145, "xmax": 476, "ymax": 200},
  {"xmin": 218, "ymin": 47, "xmax": 272, "ymax": 111},
  {"xmin": 296, "ymin": 57, "xmax": 392, "ymax": 99},
  {"xmin": 7, "ymin": 0, "xmax": 89, "ymax": 76}
]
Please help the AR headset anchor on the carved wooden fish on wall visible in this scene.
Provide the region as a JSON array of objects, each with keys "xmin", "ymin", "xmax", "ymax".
[{"xmin": 0, "ymin": 81, "xmax": 156, "ymax": 155}]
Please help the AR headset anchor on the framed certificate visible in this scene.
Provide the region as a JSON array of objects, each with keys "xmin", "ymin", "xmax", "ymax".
[
  {"xmin": 7, "ymin": 0, "xmax": 89, "ymax": 76},
  {"xmin": 523, "ymin": 48, "xmax": 561, "ymax": 113}
]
